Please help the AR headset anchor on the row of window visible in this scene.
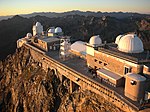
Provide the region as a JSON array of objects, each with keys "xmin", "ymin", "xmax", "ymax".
[
  {"xmin": 94, "ymin": 58, "xmax": 132, "ymax": 75},
  {"xmin": 94, "ymin": 59, "xmax": 108, "ymax": 66}
]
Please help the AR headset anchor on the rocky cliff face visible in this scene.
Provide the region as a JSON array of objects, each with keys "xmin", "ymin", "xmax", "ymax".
[
  {"xmin": 137, "ymin": 19, "xmax": 150, "ymax": 50},
  {"xmin": 58, "ymin": 90, "xmax": 122, "ymax": 112},
  {"xmin": 0, "ymin": 47, "xmax": 123, "ymax": 112}
]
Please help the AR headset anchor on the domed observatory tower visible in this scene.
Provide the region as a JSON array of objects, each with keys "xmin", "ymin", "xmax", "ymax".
[
  {"xmin": 17, "ymin": 33, "xmax": 32, "ymax": 48},
  {"xmin": 17, "ymin": 38, "xmax": 28, "ymax": 48},
  {"xmin": 55, "ymin": 27, "xmax": 63, "ymax": 36},
  {"xmin": 118, "ymin": 33, "xmax": 144, "ymax": 53},
  {"xmin": 89, "ymin": 35, "xmax": 102, "ymax": 47},
  {"xmin": 59, "ymin": 36, "xmax": 71, "ymax": 60},
  {"xmin": 86, "ymin": 35, "xmax": 102, "ymax": 56},
  {"xmin": 125, "ymin": 73, "xmax": 146, "ymax": 102},
  {"xmin": 25, "ymin": 33, "xmax": 32, "ymax": 39},
  {"xmin": 32, "ymin": 22, "xmax": 43, "ymax": 36},
  {"xmin": 47, "ymin": 27, "xmax": 55, "ymax": 36}
]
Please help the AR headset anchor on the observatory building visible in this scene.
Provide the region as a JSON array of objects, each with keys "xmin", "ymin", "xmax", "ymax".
[
  {"xmin": 17, "ymin": 22, "xmax": 150, "ymax": 107},
  {"xmin": 84, "ymin": 33, "xmax": 150, "ymax": 102},
  {"xmin": 47, "ymin": 27, "xmax": 64, "ymax": 37},
  {"xmin": 70, "ymin": 33, "xmax": 150, "ymax": 102},
  {"xmin": 32, "ymin": 22, "xmax": 43, "ymax": 36},
  {"xmin": 17, "ymin": 22, "xmax": 64, "ymax": 51}
]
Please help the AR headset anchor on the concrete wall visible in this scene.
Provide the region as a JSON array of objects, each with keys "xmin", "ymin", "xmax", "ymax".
[
  {"xmin": 125, "ymin": 77, "xmax": 146, "ymax": 102},
  {"xmin": 86, "ymin": 45, "xmax": 94, "ymax": 56},
  {"xmin": 33, "ymin": 39, "xmax": 60, "ymax": 52}
]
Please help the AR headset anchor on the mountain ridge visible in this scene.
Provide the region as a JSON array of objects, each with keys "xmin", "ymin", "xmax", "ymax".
[
  {"xmin": 0, "ymin": 10, "xmax": 150, "ymax": 21},
  {"xmin": 0, "ymin": 14, "xmax": 149, "ymax": 60}
]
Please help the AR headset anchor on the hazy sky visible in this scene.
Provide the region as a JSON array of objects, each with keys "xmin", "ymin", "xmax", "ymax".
[{"xmin": 0, "ymin": 0, "xmax": 149, "ymax": 16}]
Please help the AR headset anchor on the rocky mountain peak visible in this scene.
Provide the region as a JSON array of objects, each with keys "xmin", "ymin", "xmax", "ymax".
[{"xmin": 0, "ymin": 46, "xmax": 123, "ymax": 112}]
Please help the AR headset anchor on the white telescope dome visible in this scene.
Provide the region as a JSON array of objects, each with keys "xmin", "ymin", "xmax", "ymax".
[
  {"xmin": 48, "ymin": 27, "xmax": 55, "ymax": 33},
  {"xmin": 36, "ymin": 22, "xmax": 42, "ymax": 27},
  {"xmin": 55, "ymin": 27, "xmax": 62, "ymax": 33},
  {"xmin": 26, "ymin": 33, "xmax": 32, "ymax": 38},
  {"xmin": 118, "ymin": 33, "xmax": 144, "ymax": 53},
  {"xmin": 115, "ymin": 35, "xmax": 123, "ymax": 45},
  {"xmin": 89, "ymin": 35, "xmax": 102, "ymax": 46}
]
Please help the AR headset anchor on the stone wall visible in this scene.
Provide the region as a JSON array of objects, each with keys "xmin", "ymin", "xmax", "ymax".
[{"xmin": 87, "ymin": 50, "xmax": 142, "ymax": 77}]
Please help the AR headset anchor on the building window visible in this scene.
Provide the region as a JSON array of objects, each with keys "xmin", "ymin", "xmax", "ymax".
[
  {"xmin": 99, "ymin": 61, "xmax": 102, "ymax": 64},
  {"xmin": 94, "ymin": 59, "xmax": 97, "ymax": 62},
  {"xmin": 94, "ymin": 66, "xmax": 97, "ymax": 70},
  {"xmin": 124, "ymin": 66, "xmax": 131, "ymax": 75},
  {"xmin": 104, "ymin": 63, "xmax": 107, "ymax": 66},
  {"xmin": 130, "ymin": 80, "xmax": 136, "ymax": 85},
  {"xmin": 49, "ymin": 46, "xmax": 52, "ymax": 50}
]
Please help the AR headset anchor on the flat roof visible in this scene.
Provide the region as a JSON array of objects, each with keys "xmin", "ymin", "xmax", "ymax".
[
  {"xmin": 38, "ymin": 37, "xmax": 59, "ymax": 43},
  {"xmin": 97, "ymin": 68, "xmax": 122, "ymax": 81},
  {"xmin": 97, "ymin": 43, "xmax": 150, "ymax": 63}
]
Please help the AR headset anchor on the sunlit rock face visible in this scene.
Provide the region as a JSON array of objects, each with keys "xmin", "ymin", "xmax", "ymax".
[
  {"xmin": 0, "ymin": 47, "xmax": 123, "ymax": 112},
  {"xmin": 58, "ymin": 90, "xmax": 123, "ymax": 112},
  {"xmin": 0, "ymin": 47, "xmax": 67, "ymax": 112}
]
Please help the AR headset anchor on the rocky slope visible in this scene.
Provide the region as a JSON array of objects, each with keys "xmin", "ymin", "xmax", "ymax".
[
  {"xmin": 0, "ymin": 47, "xmax": 124, "ymax": 112},
  {"xmin": 58, "ymin": 90, "xmax": 122, "ymax": 112},
  {"xmin": 137, "ymin": 19, "xmax": 150, "ymax": 50}
]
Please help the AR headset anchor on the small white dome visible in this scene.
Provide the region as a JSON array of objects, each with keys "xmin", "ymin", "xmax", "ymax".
[
  {"xmin": 115, "ymin": 35, "xmax": 123, "ymax": 45},
  {"xmin": 36, "ymin": 22, "xmax": 42, "ymax": 27},
  {"xmin": 118, "ymin": 34, "xmax": 144, "ymax": 53},
  {"xmin": 48, "ymin": 27, "xmax": 55, "ymax": 33},
  {"xmin": 55, "ymin": 27, "xmax": 62, "ymax": 33},
  {"xmin": 89, "ymin": 35, "xmax": 102, "ymax": 46},
  {"xmin": 26, "ymin": 33, "xmax": 32, "ymax": 38}
]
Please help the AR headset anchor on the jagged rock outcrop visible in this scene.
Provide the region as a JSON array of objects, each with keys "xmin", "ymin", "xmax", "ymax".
[
  {"xmin": 0, "ymin": 47, "xmax": 123, "ymax": 112},
  {"xmin": 0, "ymin": 47, "xmax": 66, "ymax": 112},
  {"xmin": 58, "ymin": 90, "xmax": 123, "ymax": 112}
]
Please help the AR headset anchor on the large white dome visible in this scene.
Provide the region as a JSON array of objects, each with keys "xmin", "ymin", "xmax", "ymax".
[
  {"xmin": 71, "ymin": 41, "xmax": 86, "ymax": 53},
  {"xmin": 115, "ymin": 35, "xmax": 123, "ymax": 45},
  {"xmin": 118, "ymin": 33, "xmax": 144, "ymax": 53},
  {"xmin": 89, "ymin": 35, "xmax": 102, "ymax": 46},
  {"xmin": 55, "ymin": 27, "xmax": 62, "ymax": 33}
]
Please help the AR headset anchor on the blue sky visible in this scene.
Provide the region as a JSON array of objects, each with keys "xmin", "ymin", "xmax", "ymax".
[{"xmin": 0, "ymin": 0, "xmax": 149, "ymax": 16}]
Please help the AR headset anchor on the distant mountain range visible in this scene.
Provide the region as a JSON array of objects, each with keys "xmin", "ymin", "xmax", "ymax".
[
  {"xmin": 0, "ymin": 12, "xmax": 149, "ymax": 60},
  {"xmin": 0, "ymin": 10, "xmax": 150, "ymax": 21}
]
